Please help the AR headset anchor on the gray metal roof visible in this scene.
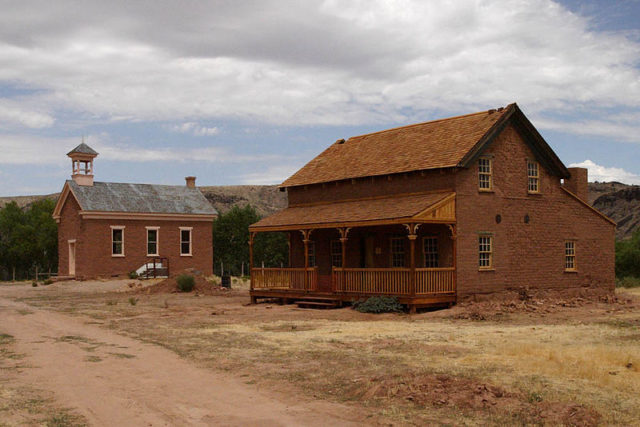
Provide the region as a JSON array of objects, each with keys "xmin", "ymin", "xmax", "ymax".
[
  {"xmin": 68, "ymin": 180, "xmax": 217, "ymax": 215},
  {"xmin": 68, "ymin": 143, "xmax": 99, "ymax": 156}
]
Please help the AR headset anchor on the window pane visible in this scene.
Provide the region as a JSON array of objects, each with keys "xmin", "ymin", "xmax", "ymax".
[
  {"xmin": 423, "ymin": 237, "xmax": 439, "ymax": 268},
  {"xmin": 181, "ymin": 230, "xmax": 190, "ymax": 242},
  {"xmin": 391, "ymin": 237, "xmax": 405, "ymax": 267},
  {"xmin": 181, "ymin": 242, "xmax": 190, "ymax": 254}
]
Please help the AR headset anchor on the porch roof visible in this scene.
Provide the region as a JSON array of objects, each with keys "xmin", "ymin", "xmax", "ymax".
[{"xmin": 250, "ymin": 191, "xmax": 455, "ymax": 231}]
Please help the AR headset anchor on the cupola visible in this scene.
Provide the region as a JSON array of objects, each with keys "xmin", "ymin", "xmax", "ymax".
[{"xmin": 67, "ymin": 142, "xmax": 98, "ymax": 186}]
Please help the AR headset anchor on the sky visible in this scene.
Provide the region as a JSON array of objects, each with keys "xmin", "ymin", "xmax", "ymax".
[{"xmin": 0, "ymin": 0, "xmax": 639, "ymax": 196}]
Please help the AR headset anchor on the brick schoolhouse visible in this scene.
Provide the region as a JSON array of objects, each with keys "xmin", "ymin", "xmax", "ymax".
[
  {"xmin": 248, "ymin": 103, "xmax": 615, "ymax": 311},
  {"xmin": 53, "ymin": 143, "xmax": 217, "ymax": 280}
]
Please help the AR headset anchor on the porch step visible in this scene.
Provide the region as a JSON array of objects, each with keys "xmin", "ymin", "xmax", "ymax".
[{"xmin": 296, "ymin": 299, "xmax": 341, "ymax": 309}]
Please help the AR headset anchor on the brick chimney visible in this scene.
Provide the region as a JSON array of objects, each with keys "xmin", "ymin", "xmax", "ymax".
[
  {"xmin": 564, "ymin": 167, "xmax": 588, "ymax": 201},
  {"xmin": 185, "ymin": 176, "xmax": 196, "ymax": 188}
]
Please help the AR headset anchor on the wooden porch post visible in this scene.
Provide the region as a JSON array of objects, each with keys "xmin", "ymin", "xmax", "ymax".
[
  {"xmin": 338, "ymin": 227, "xmax": 350, "ymax": 293},
  {"xmin": 301, "ymin": 229, "xmax": 311, "ymax": 291},
  {"xmin": 404, "ymin": 223, "xmax": 420, "ymax": 313},
  {"xmin": 249, "ymin": 232, "xmax": 256, "ymax": 302},
  {"xmin": 448, "ymin": 224, "xmax": 457, "ymax": 301}
]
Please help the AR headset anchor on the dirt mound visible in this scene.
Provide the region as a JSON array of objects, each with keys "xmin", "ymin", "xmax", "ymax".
[
  {"xmin": 449, "ymin": 287, "xmax": 635, "ymax": 321},
  {"xmin": 132, "ymin": 271, "xmax": 231, "ymax": 296},
  {"xmin": 361, "ymin": 374, "xmax": 600, "ymax": 426}
]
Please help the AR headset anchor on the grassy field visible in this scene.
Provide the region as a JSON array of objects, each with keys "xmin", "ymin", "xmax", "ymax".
[{"xmin": 6, "ymin": 281, "xmax": 640, "ymax": 425}]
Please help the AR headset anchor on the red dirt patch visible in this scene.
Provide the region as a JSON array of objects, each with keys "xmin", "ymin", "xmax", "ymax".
[{"xmin": 360, "ymin": 374, "xmax": 600, "ymax": 426}]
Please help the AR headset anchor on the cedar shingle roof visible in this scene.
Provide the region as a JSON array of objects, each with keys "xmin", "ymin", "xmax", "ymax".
[
  {"xmin": 67, "ymin": 180, "xmax": 217, "ymax": 215},
  {"xmin": 250, "ymin": 192, "xmax": 453, "ymax": 230},
  {"xmin": 281, "ymin": 103, "xmax": 569, "ymax": 187}
]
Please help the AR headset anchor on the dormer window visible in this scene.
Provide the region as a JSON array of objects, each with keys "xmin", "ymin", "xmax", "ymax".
[
  {"xmin": 527, "ymin": 160, "xmax": 540, "ymax": 193},
  {"xmin": 478, "ymin": 157, "xmax": 492, "ymax": 191}
]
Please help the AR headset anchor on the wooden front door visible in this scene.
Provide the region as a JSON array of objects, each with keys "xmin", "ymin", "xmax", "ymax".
[
  {"xmin": 317, "ymin": 274, "xmax": 332, "ymax": 292},
  {"xmin": 68, "ymin": 240, "xmax": 76, "ymax": 276}
]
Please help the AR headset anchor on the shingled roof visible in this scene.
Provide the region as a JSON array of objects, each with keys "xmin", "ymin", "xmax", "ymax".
[
  {"xmin": 281, "ymin": 103, "xmax": 569, "ymax": 188},
  {"xmin": 67, "ymin": 143, "xmax": 99, "ymax": 156},
  {"xmin": 66, "ymin": 180, "xmax": 217, "ymax": 215}
]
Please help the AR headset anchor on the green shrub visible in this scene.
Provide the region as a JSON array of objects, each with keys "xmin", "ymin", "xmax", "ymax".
[
  {"xmin": 43, "ymin": 279, "xmax": 53, "ymax": 285},
  {"xmin": 32, "ymin": 281, "xmax": 38, "ymax": 287},
  {"xmin": 176, "ymin": 274, "xmax": 196, "ymax": 292},
  {"xmin": 353, "ymin": 296, "xmax": 404, "ymax": 313},
  {"xmin": 128, "ymin": 297, "xmax": 138, "ymax": 306},
  {"xmin": 128, "ymin": 271, "xmax": 138, "ymax": 279},
  {"xmin": 616, "ymin": 276, "xmax": 640, "ymax": 288}
]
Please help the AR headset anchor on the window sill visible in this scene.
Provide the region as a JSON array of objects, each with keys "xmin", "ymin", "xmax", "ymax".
[
  {"xmin": 180, "ymin": 254, "xmax": 193, "ymax": 257},
  {"xmin": 147, "ymin": 254, "xmax": 160, "ymax": 257},
  {"xmin": 564, "ymin": 269, "xmax": 578, "ymax": 274},
  {"xmin": 479, "ymin": 268, "xmax": 495, "ymax": 272},
  {"xmin": 112, "ymin": 254, "xmax": 125, "ymax": 258},
  {"xmin": 478, "ymin": 189, "xmax": 494, "ymax": 193}
]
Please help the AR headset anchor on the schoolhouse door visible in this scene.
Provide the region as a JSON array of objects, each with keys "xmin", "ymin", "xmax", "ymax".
[{"xmin": 68, "ymin": 240, "xmax": 76, "ymax": 276}]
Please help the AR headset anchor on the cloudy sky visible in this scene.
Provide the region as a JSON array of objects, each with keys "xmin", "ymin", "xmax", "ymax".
[{"xmin": 0, "ymin": 0, "xmax": 639, "ymax": 196}]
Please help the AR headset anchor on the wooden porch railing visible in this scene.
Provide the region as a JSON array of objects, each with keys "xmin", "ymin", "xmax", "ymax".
[
  {"xmin": 415, "ymin": 267, "xmax": 455, "ymax": 294},
  {"xmin": 333, "ymin": 267, "xmax": 455, "ymax": 295},
  {"xmin": 251, "ymin": 267, "xmax": 318, "ymax": 291}
]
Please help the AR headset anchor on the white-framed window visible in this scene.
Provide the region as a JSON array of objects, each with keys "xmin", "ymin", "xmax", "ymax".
[
  {"xmin": 478, "ymin": 157, "xmax": 492, "ymax": 191},
  {"xmin": 478, "ymin": 235, "xmax": 493, "ymax": 270},
  {"xmin": 423, "ymin": 236, "xmax": 439, "ymax": 268},
  {"xmin": 391, "ymin": 237, "xmax": 405, "ymax": 268},
  {"xmin": 111, "ymin": 226, "xmax": 125, "ymax": 257},
  {"xmin": 307, "ymin": 241, "xmax": 316, "ymax": 267},
  {"xmin": 180, "ymin": 227, "xmax": 192, "ymax": 256},
  {"xmin": 330, "ymin": 240, "xmax": 342, "ymax": 267},
  {"xmin": 146, "ymin": 227, "xmax": 159, "ymax": 256},
  {"xmin": 565, "ymin": 241, "xmax": 576, "ymax": 271},
  {"xmin": 528, "ymin": 160, "xmax": 540, "ymax": 193}
]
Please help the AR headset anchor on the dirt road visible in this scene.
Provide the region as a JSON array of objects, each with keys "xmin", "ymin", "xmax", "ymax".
[{"xmin": 0, "ymin": 296, "xmax": 370, "ymax": 426}]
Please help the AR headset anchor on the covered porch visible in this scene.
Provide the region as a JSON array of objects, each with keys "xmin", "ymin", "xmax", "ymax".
[{"xmin": 249, "ymin": 191, "xmax": 457, "ymax": 311}]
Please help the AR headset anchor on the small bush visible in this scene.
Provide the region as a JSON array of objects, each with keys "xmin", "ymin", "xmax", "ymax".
[
  {"xmin": 128, "ymin": 297, "xmax": 138, "ymax": 306},
  {"xmin": 616, "ymin": 276, "xmax": 640, "ymax": 288},
  {"xmin": 106, "ymin": 300, "xmax": 117, "ymax": 306},
  {"xmin": 43, "ymin": 279, "xmax": 53, "ymax": 285},
  {"xmin": 176, "ymin": 274, "xmax": 195, "ymax": 292},
  {"xmin": 128, "ymin": 271, "xmax": 138, "ymax": 279},
  {"xmin": 353, "ymin": 296, "xmax": 404, "ymax": 313},
  {"xmin": 32, "ymin": 281, "xmax": 38, "ymax": 287}
]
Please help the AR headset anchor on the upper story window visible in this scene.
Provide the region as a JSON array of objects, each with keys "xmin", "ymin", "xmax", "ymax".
[
  {"xmin": 478, "ymin": 235, "xmax": 493, "ymax": 270},
  {"xmin": 330, "ymin": 240, "xmax": 342, "ymax": 267},
  {"xmin": 146, "ymin": 227, "xmax": 159, "ymax": 256},
  {"xmin": 180, "ymin": 227, "xmax": 192, "ymax": 256},
  {"xmin": 478, "ymin": 157, "xmax": 492, "ymax": 191},
  {"xmin": 423, "ymin": 237, "xmax": 439, "ymax": 268},
  {"xmin": 307, "ymin": 241, "xmax": 316, "ymax": 267},
  {"xmin": 111, "ymin": 226, "xmax": 124, "ymax": 257},
  {"xmin": 391, "ymin": 237, "xmax": 405, "ymax": 267},
  {"xmin": 527, "ymin": 160, "xmax": 540, "ymax": 193},
  {"xmin": 565, "ymin": 241, "xmax": 576, "ymax": 271}
]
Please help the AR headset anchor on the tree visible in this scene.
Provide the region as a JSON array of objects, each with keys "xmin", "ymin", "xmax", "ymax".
[
  {"xmin": 616, "ymin": 229, "xmax": 640, "ymax": 278},
  {"xmin": 212, "ymin": 205, "xmax": 288, "ymax": 276}
]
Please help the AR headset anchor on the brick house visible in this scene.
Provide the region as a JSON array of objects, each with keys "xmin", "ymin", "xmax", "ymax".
[
  {"xmin": 53, "ymin": 143, "xmax": 217, "ymax": 280},
  {"xmin": 249, "ymin": 103, "xmax": 615, "ymax": 310}
]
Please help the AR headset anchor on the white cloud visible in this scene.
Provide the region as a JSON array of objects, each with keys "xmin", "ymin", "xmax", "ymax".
[
  {"xmin": 0, "ymin": 101, "xmax": 54, "ymax": 128},
  {"xmin": 570, "ymin": 160, "xmax": 640, "ymax": 185},
  {"xmin": 0, "ymin": 134, "xmax": 286, "ymax": 165},
  {"xmin": 0, "ymin": 0, "xmax": 638, "ymax": 137},
  {"xmin": 169, "ymin": 122, "xmax": 219, "ymax": 136},
  {"xmin": 240, "ymin": 164, "xmax": 303, "ymax": 185}
]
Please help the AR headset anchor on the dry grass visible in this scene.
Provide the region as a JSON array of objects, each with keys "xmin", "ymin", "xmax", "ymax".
[{"xmin": 11, "ymin": 285, "xmax": 640, "ymax": 425}]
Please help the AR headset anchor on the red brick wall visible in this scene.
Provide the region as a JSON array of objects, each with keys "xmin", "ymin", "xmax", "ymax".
[
  {"xmin": 454, "ymin": 124, "xmax": 615, "ymax": 296},
  {"xmin": 57, "ymin": 196, "xmax": 213, "ymax": 279}
]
